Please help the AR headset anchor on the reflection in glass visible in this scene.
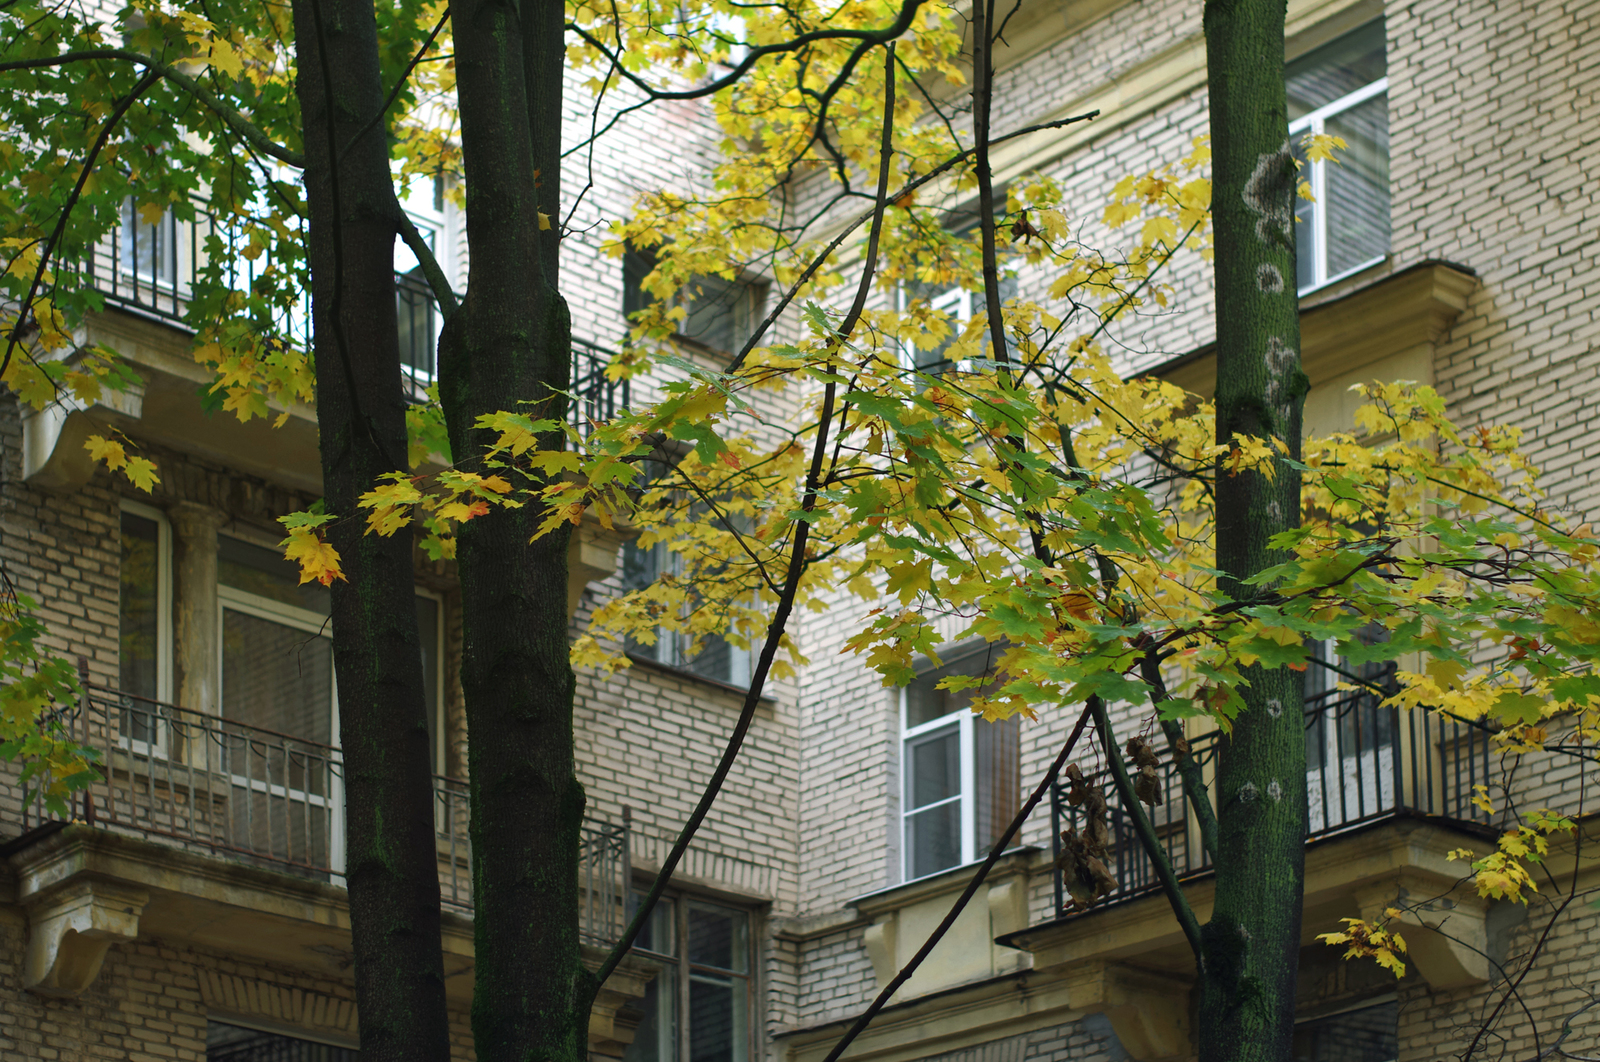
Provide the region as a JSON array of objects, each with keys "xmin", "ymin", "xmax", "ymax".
[
  {"xmin": 119, "ymin": 512, "xmax": 161, "ymax": 700},
  {"xmin": 1324, "ymin": 95, "xmax": 1391, "ymax": 277},
  {"xmin": 119, "ymin": 511, "xmax": 162, "ymax": 745},
  {"xmin": 220, "ymin": 535, "xmax": 331, "ymax": 616},
  {"xmin": 1292, "ymin": 1000, "xmax": 1398, "ymax": 1062},
  {"xmin": 120, "ymin": 199, "xmax": 179, "ymax": 287},
  {"xmin": 1286, "ymin": 20, "xmax": 1386, "ymax": 119}
]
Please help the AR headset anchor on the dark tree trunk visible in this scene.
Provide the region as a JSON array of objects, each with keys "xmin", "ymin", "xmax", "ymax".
[
  {"xmin": 439, "ymin": 0, "xmax": 588, "ymax": 1059},
  {"xmin": 1201, "ymin": 1, "xmax": 1308, "ymax": 1060},
  {"xmin": 292, "ymin": 2, "xmax": 452, "ymax": 1059}
]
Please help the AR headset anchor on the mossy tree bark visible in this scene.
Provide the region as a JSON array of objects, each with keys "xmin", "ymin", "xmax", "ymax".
[
  {"xmin": 438, "ymin": 0, "xmax": 589, "ymax": 1059},
  {"xmin": 291, "ymin": 1, "xmax": 453, "ymax": 1060},
  {"xmin": 1201, "ymin": 2, "xmax": 1309, "ymax": 1060}
]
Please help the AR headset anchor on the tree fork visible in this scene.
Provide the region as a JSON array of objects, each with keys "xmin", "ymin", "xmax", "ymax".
[
  {"xmin": 1201, "ymin": 1, "xmax": 1309, "ymax": 1061},
  {"xmin": 290, "ymin": 0, "xmax": 452, "ymax": 1060},
  {"xmin": 440, "ymin": 0, "xmax": 585, "ymax": 1058}
]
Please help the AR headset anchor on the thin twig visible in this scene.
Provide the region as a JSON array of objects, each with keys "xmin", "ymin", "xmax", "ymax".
[{"xmin": 0, "ymin": 50, "xmax": 303, "ymax": 165}]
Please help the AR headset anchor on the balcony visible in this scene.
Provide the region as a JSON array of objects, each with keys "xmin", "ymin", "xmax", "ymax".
[
  {"xmin": 17, "ymin": 685, "xmax": 631, "ymax": 941},
  {"xmin": 3, "ymin": 685, "xmax": 659, "ymax": 1040},
  {"xmin": 24, "ymin": 202, "xmax": 631, "ymax": 496},
  {"xmin": 1045, "ymin": 677, "xmax": 1495, "ymax": 920}
]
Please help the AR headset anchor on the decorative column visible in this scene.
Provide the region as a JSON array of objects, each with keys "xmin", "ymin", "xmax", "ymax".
[{"xmin": 169, "ymin": 502, "xmax": 223, "ymax": 715}]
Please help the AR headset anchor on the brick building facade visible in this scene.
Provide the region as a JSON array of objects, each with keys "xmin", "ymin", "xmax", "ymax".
[{"xmin": 2, "ymin": 0, "xmax": 1596, "ymax": 1060}]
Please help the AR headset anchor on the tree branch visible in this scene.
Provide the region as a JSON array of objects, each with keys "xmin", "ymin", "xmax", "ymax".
[
  {"xmin": 1090, "ymin": 694, "xmax": 1206, "ymax": 965},
  {"xmin": 2, "ymin": 69, "xmax": 161, "ymax": 383},
  {"xmin": 0, "ymin": 49, "xmax": 304, "ymax": 166},
  {"xmin": 724, "ymin": 109, "xmax": 1099, "ymax": 374},
  {"xmin": 1140, "ymin": 650, "xmax": 1218, "ymax": 863},
  {"xmin": 395, "ymin": 208, "xmax": 459, "ymax": 318},
  {"xmin": 818, "ymin": 699, "xmax": 1096, "ymax": 1062},
  {"xmin": 567, "ymin": 0, "xmax": 924, "ymax": 104},
  {"xmin": 590, "ymin": 45, "xmax": 901, "ymax": 999}
]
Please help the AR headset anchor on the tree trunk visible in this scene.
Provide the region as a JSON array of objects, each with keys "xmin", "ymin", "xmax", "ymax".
[
  {"xmin": 1201, "ymin": 2, "xmax": 1308, "ymax": 1061},
  {"xmin": 292, "ymin": 2, "xmax": 452, "ymax": 1059},
  {"xmin": 439, "ymin": 0, "xmax": 589, "ymax": 1059}
]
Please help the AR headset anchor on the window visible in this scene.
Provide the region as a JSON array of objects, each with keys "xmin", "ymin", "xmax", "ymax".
[
  {"xmin": 897, "ymin": 234, "xmax": 1017, "ymax": 375},
  {"xmin": 416, "ymin": 591, "xmax": 445, "ymax": 773},
  {"xmin": 1305, "ymin": 636, "xmax": 1396, "ymax": 832},
  {"xmin": 218, "ymin": 533, "xmax": 342, "ymax": 871},
  {"xmin": 394, "ymin": 176, "xmax": 448, "ymax": 380},
  {"xmin": 1292, "ymin": 999, "xmax": 1397, "ymax": 1062},
  {"xmin": 900, "ymin": 644, "xmax": 1021, "ymax": 881},
  {"xmin": 118, "ymin": 503, "xmax": 172, "ymax": 748},
  {"xmin": 207, "ymin": 1020, "xmax": 356, "ymax": 1062},
  {"xmin": 621, "ymin": 538, "xmax": 754, "ymax": 689},
  {"xmin": 624, "ymin": 894, "xmax": 753, "ymax": 1062},
  {"xmin": 120, "ymin": 198, "xmax": 181, "ymax": 289},
  {"xmin": 1289, "ymin": 20, "xmax": 1389, "ymax": 293},
  {"xmin": 395, "ymin": 176, "xmax": 449, "ymax": 382},
  {"xmin": 624, "ymin": 247, "xmax": 767, "ymax": 358}
]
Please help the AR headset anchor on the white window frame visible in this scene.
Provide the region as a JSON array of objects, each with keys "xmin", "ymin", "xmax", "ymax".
[
  {"xmin": 216, "ymin": 553, "xmax": 345, "ymax": 876},
  {"xmin": 898, "ymin": 284, "xmax": 975, "ymax": 372},
  {"xmin": 899, "ymin": 698, "xmax": 981, "ymax": 881},
  {"xmin": 117, "ymin": 500, "xmax": 173, "ymax": 758},
  {"xmin": 1291, "ymin": 75, "xmax": 1389, "ymax": 294},
  {"xmin": 415, "ymin": 585, "xmax": 448, "ymax": 775}
]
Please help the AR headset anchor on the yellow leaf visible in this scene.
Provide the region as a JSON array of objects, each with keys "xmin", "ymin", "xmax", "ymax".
[
  {"xmin": 84, "ymin": 434, "xmax": 127, "ymax": 471},
  {"xmin": 282, "ymin": 528, "xmax": 346, "ymax": 586}
]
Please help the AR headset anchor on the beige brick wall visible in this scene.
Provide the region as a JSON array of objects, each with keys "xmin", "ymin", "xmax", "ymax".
[{"xmin": 0, "ymin": 908, "xmax": 477, "ymax": 1060}]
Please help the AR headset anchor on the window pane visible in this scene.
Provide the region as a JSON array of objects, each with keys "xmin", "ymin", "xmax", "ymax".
[
  {"xmin": 121, "ymin": 199, "xmax": 178, "ymax": 285},
  {"xmin": 220, "ymin": 535, "xmax": 331, "ymax": 616},
  {"xmin": 689, "ymin": 972, "xmax": 748, "ymax": 1062},
  {"xmin": 679, "ymin": 275, "xmax": 764, "ymax": 356},
  {"xmin": 630, "ymin": 892, "xmax": 676, "ymax": 955},
  {"xmin": 1324, "ymin": 94, "xmax": 1390, "ymax": 276},
  {"xmin": 905, "ymin": 645, "xmax": 1002, "ymax": 727},
  {"xmin": 906, "ymin": 726, "xmax": 959, "ymax": 810},
  {"xmin": 222, "ymin": 610, "xmax": 333, "ymax": 745},
  {"xmin": 1292, "ymin": 1000, "xmax": 1397, "ymax": 1062},
  {"xmin": 396, "ymin": 269, "xmax": 437, "ymax": 376},
  {"xmin": 974, "ymin": 715, "xmax": 1020, "ymax": 856},
  {"xmin": 207, "ymin": 1021, "xmax": 356, "ymax": 1062},
  {"xmin": 1286, "ymin": 20, "xmax": 1386, "ymax": 119},
  {"xmin": 905, "ymin": 801, "xmax": 961, "ymax": 879},
  {"xmin": 622, "ymin": 963, "xmax": 678, "ymax": 1062},
  {"xmin": 119, "ymin": 512, "xmax": 161, "ymax": 700},
  {"xmin": 688, "ymin": 902, "xmax": 748, "ymax": 973}
]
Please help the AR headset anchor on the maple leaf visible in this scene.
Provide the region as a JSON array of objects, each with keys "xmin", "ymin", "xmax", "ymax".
[{"xmin": 282, "ymin": 527, "xmax": 346, "ymax": 586}]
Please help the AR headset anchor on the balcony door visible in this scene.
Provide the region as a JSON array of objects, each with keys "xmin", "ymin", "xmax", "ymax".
[
  {"xmin": 1305, "ymin": 642, "xmax": 1396, "ymax": 833},
  {"xmin": 217, "ymin": 535, "xmax": 343, "ymax": 875}
]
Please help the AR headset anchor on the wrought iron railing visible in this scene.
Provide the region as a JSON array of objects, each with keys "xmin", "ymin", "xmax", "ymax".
[
  {"xmin": 1049, "ymin": 678, "xmax": 1496, "ymax": 918},
  {"xmin": 70, "ymin": 199, "xmax": 630, "ymax": 435},
  {"xmin": 17, "ymin": 686, "xmax": 630, "ymax": 943}
]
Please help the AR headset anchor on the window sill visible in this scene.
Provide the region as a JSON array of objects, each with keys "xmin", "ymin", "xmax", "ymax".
[
  {"xmin": 850, "ymin": 846, "xmax": 1040, "ymax": 915},
  {"xmin": 623, "ymin": 651, "xmax": 776, "ymax": 705}
]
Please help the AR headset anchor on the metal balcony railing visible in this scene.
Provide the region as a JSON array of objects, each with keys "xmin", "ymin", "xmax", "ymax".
[
  {"xmin": 17, "ymin": 686, "xmax": 631, "ymax": 944},
  {"xmin": 1049, "ymin": 675, "xmax": 1496, "ymax": 918},
  {"xmin": 68, "ymin": 200, "xmax": 629, "ymax": 436}
]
